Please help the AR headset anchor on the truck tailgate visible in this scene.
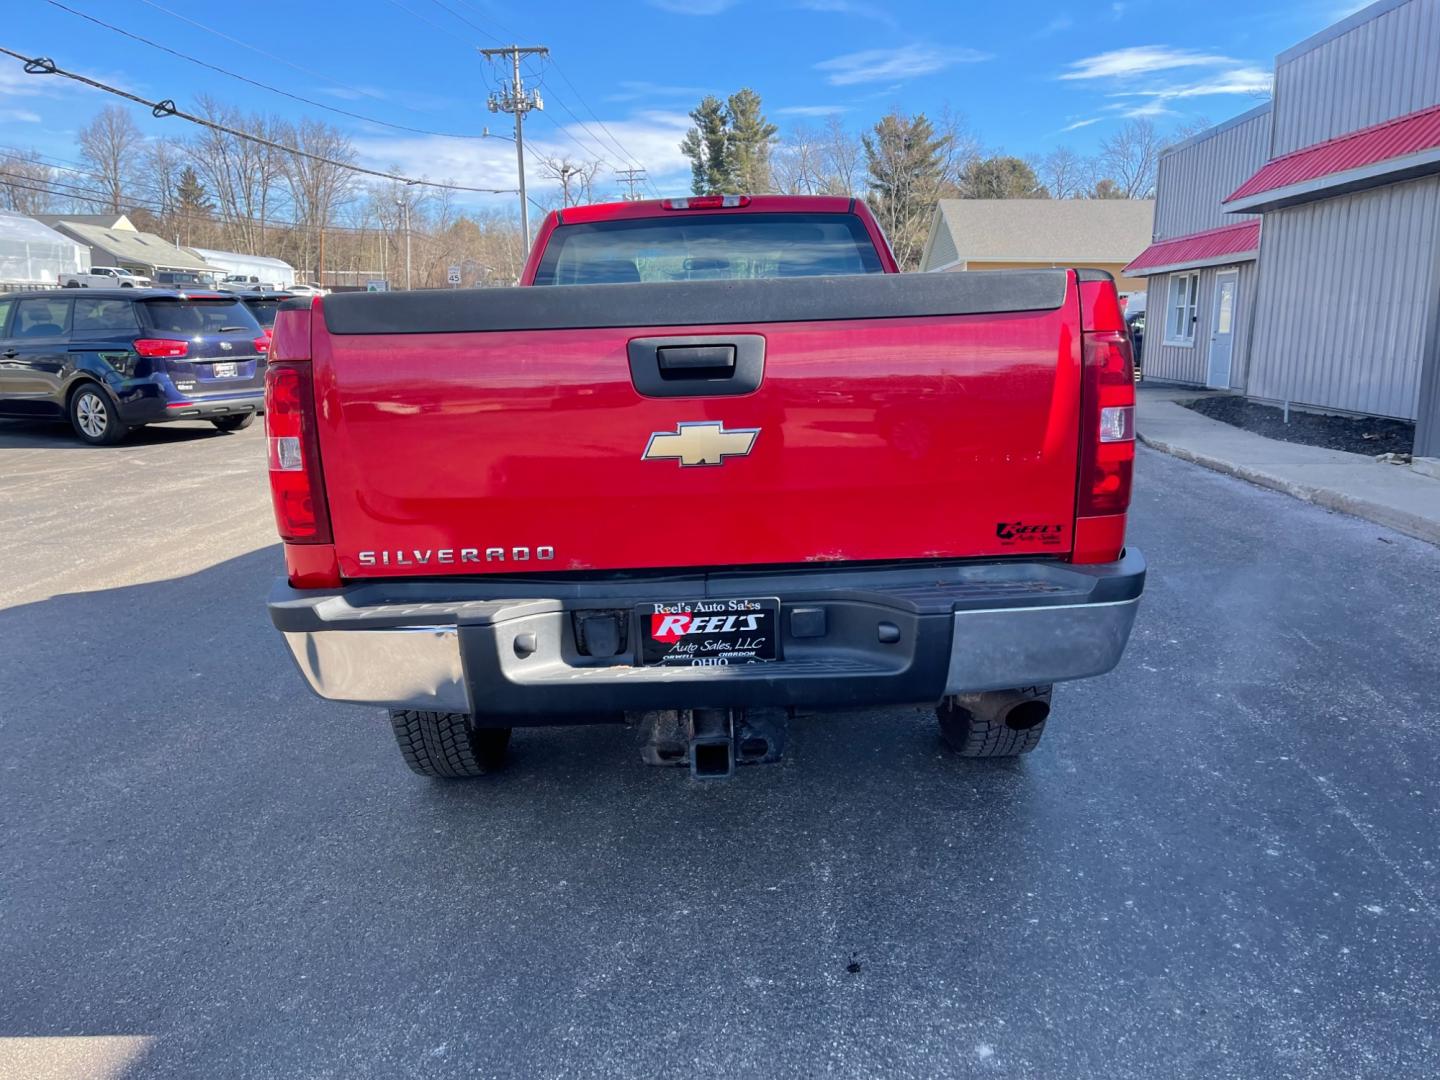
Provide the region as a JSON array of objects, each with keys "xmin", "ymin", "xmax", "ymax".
[{"xmin": 310, "ymin": 271, "xmax": 1084, "ymax": 578}]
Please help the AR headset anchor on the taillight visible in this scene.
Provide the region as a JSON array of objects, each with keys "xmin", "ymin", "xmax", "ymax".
[
  {"xmin": 1078, "ymin": 330, "xmax": 1136, "ymax": 517},
  {"xmin": 661, "ymin": 195, "xmax": 750, "ymax": 210},
  {"xmin": 265, "ymin": 361, "xmax": 332, "ymax": 544},
  {"xmin": 254, "ymin": 334, "xmax": 271, "ymax": 355},
  {"xmin": 133, "ymin": 338, "xmax": 188, "ymax": 358}
]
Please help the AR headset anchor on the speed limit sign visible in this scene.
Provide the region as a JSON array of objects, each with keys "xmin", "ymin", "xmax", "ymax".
[{"xmin": 447, "ymin": 265, "xmax": 461, "ymax": 285}]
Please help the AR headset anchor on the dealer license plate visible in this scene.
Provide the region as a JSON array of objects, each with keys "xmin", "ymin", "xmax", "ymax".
[
  {"xmin": 211, "ymin": 361, "xmax": 238, "ymax": 377},
  {"xmin": 639, "ymin": 598, "xmax": 780, "ymax": 667}
]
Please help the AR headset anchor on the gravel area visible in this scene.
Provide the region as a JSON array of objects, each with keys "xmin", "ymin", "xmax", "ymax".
[{"xmin": 1182, "ymin": 394, "xmax": 1415, "ymax": 455}]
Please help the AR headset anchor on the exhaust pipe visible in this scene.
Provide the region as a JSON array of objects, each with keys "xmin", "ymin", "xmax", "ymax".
[{"xmin": 1004, "ymin": 699, "xmax": 1050, "ymax": 731}]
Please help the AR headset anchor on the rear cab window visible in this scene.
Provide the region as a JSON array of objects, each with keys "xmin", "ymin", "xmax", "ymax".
[
  {"xmin": 140, "ymin": 297, "xmax": 262, "ymax": 335},
  {"xmin": 532, "ymin": 212, "xmax": 885, "ymax": 286}
]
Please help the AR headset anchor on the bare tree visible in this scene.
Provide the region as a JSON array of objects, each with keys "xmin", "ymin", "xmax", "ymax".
[
  {"xmin": 1034, "ymin": 146, "xmax": 1093, "ymax": 199},
  {"xmin": 0, "ymin": 151, "xmax": 57, "ymax": 215},
  {"xmin": 77, "ymin": 106, "xmax": 144, "ymax": 214},
  {"xmin": 186, "ymin": 97, "xmax": 291, "ymax": 253},
  {"xmin": 822, "ymin": 115, "xmax": 862, "ymax": 196},
  {"xmin": 773, "ymin": 124, "xmax": 829, "ymax": 195},
  {"xmin": 143, "ymin": 139, "xmax": 185, "ymax": 231},
  {"xmin": 538, "ymin": 156, "xmax": 605, "ymax": 207},
  {"xmin": 1099, "ymin": 119, "xmax": 1163, "ymax": 198},
  {"xmin": 934, "ymin": 105, "xmax": 982, "ymax": 193},
  {"xmin": 283, "ymin": 119, "xmax": 357, "ymax": 284}
]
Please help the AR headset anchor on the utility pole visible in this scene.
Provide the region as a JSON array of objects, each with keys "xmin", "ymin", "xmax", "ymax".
[
  {"xmin": 480, "ymin": 45, "xmax": 548, "ymax": 246},
  {"xmin": 615, "ymin": 167, "xmax": 647, "ymax": 201},
  {"xmin": 394, "ymin": 196, "xmax": 412, "ymax": 290}
]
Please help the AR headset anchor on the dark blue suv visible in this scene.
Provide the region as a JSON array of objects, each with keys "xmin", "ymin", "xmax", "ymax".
[{"xmin": 0, "ymin": 289, "xmax": 268, "ymax": 444}]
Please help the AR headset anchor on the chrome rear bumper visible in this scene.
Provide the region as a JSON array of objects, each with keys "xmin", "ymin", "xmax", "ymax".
[{"xmin": 271, "ymin": 551, "xmax": 1145, "ymax": 721}]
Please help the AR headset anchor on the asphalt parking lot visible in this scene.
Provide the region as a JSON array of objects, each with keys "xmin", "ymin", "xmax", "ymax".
[{"xmin": 1, "ymin": 418, "xmax": 1437, "ymax": 1079}]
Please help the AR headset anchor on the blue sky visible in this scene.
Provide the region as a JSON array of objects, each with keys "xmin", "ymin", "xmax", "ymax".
[{"xmin": 3, "ymin": 0, "xmax": 1368, "ymax": 210}]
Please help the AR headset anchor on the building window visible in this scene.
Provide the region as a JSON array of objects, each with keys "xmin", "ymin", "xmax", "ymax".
[{"xmin": 1165, "ymin": 272, "xmax": 1199, "ymax": 346}]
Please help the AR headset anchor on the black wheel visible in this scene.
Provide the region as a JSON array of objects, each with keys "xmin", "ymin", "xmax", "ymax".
[
  {"xmin": 388, "ymin": 710, "xmax": 511, "ymax": 778},
  {"xmin": 68, "ymin": 385, "xmax": 128, "ymax": 445},
  {"xmin": 938, "ymin": 685, "xmax": 1052, "ymax": 757},
  {"xmin": 63, "ymin": 281, "xmax": 80, "ymax": 288},
  {"xmin": 211, "ymin": 413, "xmax": 256, "ymax": 432},
  {"xmin": 120, "ymin": 281, "xmax": 133, "ymax": 288}
]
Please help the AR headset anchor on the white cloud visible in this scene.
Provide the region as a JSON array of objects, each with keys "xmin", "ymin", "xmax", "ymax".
[
  {"xmin": 775, "ymin": 104, "xmax": 850, "ymax": 116},
  {"xmin": 604, "ymin": 80, "xmax": 709, "ymax": 104},
  {"xmin": 1035, "ymin": 15, "xmax": 1073, "ymax": 37},
  {"xmin": 350, "ymin": 110, "xmax": 695, "ymax": 207},
  {"xmin": 1149, "ymin": 67, "xmax": 1273, "ymax": 98},
  {"xmin": 814, "ymin": 44, "xmax": 991, "ymax": 86},
  {"xmin": 795, "ymin": 0, "xmax": 899, "ymax": 28},
  {"xmin": 1061, "ymin": 46, "xmax": 1239, "ymax": 81},
  {"xmin": 647, "ymin": 0, "xmax": 740, "ymax": 12},
  {"xmin": 1061, "ymin": 117, "xmax": 1102, "ymax": 131}
]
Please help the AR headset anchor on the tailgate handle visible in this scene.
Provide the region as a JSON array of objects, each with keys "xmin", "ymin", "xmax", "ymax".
[
  {"xmin": 628, "ymin": 334, "xmax": 764, "ymax": 398},
  {"xmin": 657, "ymin": 344, "xmax": 735, "ymax": 376}
]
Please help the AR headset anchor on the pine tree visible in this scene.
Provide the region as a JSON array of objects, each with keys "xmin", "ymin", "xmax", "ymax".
[
  {"xmin": 679, "ymin": 89, "xmax": 777, "ymax": 195},
  {"xmin": 175, "ymin": 165, "xmax": 214, "ymax": 246},
  {"xmin": 725, "ymin": 88, "xmax": 777, "ymax": 194},
  {"xmin": 680, "ymin": 96, "xmax": 732, "ymax": 195},
  {"xmin": 863, "ymin": 113, "xmax": 950, "ymax": 271},
  {"xmin": 957, "ymin": 156, "xmax": 1048, "ymax": 199}
]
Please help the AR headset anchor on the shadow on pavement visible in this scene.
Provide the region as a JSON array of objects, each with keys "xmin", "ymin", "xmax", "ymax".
[
  {"xmin": 0, "ymin": 545, "xmax": 1061, "ymax": 1079},
  {"xmin": 0, "ymin": 417, "xmax": 244, "ymax": 450}
]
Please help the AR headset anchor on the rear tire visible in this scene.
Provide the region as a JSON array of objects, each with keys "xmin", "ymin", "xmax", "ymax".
[
  {"xmin": 938, "ymin": 685, "xmax": 1052, "ymax": 757},
  {"xmin": 68, "ymin": 385, "xmax": 128, "ymax": 445},
  {"xmin": 388, "ymin": 710, "xmax": 511, "ymax": 778},
  {"xmin": 211, "ymin": 413, "xmax": 256, "ymax": 432}
]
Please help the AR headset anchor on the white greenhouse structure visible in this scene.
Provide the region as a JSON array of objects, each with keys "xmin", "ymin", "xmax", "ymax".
[
  {"xmin": 187, "ymin": 247, "xmax": 296, "ymax": 288},
  {"xmin": 0, "ymin": 211, "xmax": 86, "ymax": 287}
]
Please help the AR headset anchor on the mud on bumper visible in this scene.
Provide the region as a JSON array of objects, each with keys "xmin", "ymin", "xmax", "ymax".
[{"xmin": 268, "ymin": 551, "xmax": 1145, "ymax": 722}]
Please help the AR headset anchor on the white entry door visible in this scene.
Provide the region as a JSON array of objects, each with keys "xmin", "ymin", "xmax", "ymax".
[{"xmin": 1207, "ymin": 271, "xmax": 1238, "ymax": 389}]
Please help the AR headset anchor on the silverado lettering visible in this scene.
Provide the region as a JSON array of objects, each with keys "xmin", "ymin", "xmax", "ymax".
[
  {"xmin": 357, "ymin": 546, "xmax": 555, "ymax": 566},
  {"xmin": 264, "ymin": 194, "xmax": 1144, "ymax": 780}
]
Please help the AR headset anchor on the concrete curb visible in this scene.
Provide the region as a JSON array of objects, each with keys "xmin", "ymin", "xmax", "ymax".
[{"xmin": 1138, "ymin": 431, "xmax": 1440, "ymax": 548}]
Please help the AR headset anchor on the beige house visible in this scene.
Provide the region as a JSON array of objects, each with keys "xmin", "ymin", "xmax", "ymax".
[{"xmin": 919, "ymin": 199, "xmax": 1156, "ymax": 292}]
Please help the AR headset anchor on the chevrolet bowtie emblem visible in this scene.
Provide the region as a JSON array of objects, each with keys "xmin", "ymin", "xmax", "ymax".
[{"xmin": 642, "ymin": 421, "xmax": 759, "ymax": 467}]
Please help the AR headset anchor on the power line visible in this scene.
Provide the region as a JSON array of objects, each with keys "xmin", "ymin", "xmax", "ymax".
[
  {"xmin": 0, "ymin": 169, "xmax": 450, "ymax": 237},
  {"xmin": 544, "ymin": 60, "xmax": 661, "ymax": 196},
  {"xmin": 426, "ymin": 0, "xmax": 504, "ymax": 44},
  {"xmin": 0, "ymin": 46, "xmax": 516, "ymax": 194},
  {"xmin": 43, "ymin": 1, "xmax": 503, "ymax": 142},
  {"xmin": 405, "ymin": 0, "xmax": 655, "ymax": 190},
  {"xmin": 132, "ymin": 0, "xmax": 413, "ymax": 112}
]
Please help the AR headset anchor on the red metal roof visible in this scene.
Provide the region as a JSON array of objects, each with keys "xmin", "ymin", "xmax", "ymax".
[
  {"xmin": 1226, "ymin": 102, "xmax": 1440, "ymax": 203},
  {"xmin": 1123, "ymin": 221, "xmax": 1260, "ymax": 275}
]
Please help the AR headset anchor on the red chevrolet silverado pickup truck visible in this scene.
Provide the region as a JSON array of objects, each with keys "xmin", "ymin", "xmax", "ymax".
[{"xmin": 264, "ymin": 195, "xmax": 1143, "ymax": 779}]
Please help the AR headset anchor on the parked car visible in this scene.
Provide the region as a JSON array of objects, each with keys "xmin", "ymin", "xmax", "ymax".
[
  {"xmin": 233, "ymin": 289, "xmax": 295, "ymax": 331},
  {"xmin": 286, "ymin": 282, "xmax": 327, "ymax": 297},
  {"xmin": 152, "ymin": 270, "xmax": 211, "ymax": 288},
  {"xmin": 59, "ymin": 266, "xmax": 153, "ymax": 289},
  {"xmin": 0, "ymin": 289, "xmax": 267, "ymax": 444},
  {"xmin": 263, "ymin": 195, "xmax": 1144, "ymax": 780},
  {"xmin": 1127, "ymin": 311, "xmax": 1145, "ymax": 376},
  {"xmin": 217, "ymin": 273, "xmax": 285, "ymax": 292}
]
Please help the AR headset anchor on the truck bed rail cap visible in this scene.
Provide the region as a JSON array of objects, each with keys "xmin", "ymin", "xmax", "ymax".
[{"xmin": 318, "ymin": 270, "xmax": 1068, "ymax": 336}]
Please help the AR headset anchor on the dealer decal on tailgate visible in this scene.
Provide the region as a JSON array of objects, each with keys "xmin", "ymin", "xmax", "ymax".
[
  {"xmin": 995, "ymin": 521, "xmax": 1066, "ymax": 549},
  {"xmin": 640, "ymin": 599, "xmax": 780, "ymax": 666}
]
